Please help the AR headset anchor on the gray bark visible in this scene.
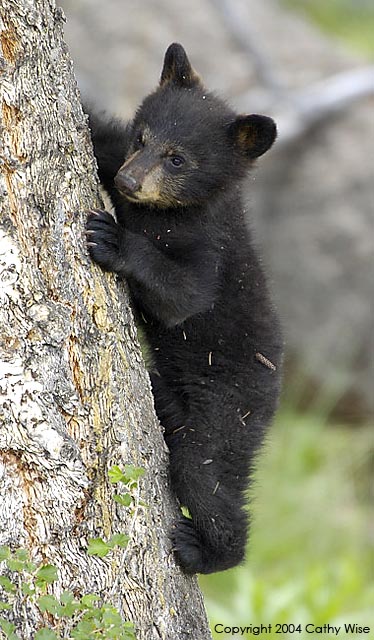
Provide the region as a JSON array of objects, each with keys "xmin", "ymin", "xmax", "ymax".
[{"xmin": 0, "ymin": 1, "xmax": 212, "ymax": 638}]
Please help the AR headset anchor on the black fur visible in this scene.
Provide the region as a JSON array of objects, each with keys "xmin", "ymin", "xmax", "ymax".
[{"xmin": 86, "ymin": 43, "xmax": 283, "ymax": 574}]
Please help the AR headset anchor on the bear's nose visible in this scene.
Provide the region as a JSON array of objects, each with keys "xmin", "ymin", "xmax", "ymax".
[{"xmin": 114, "ymin": 172, "xmax": 140, "ymax": 194}]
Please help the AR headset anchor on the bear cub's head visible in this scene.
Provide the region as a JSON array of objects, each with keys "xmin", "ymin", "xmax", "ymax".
[{"xmin": 114, "ymin": 43, "xmax": 276, "ymax": 208}]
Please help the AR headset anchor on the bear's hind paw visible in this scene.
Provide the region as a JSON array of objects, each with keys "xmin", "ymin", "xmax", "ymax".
[{"xmin": 172, "ymin": 516, "xmax": 206, "ymax": 574}]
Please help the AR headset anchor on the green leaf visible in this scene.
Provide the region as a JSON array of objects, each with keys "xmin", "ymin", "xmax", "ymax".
[
  {"xmin": 60, "ymin": 591, "xmax": 74, "ymax": 605},
  {"xmin": 113, "ymin": 493, "xmax": 132, "ymax": 507},
  {"xmin": 102, "ymin": 606, "xmax": 122, "ymax": 624},
  {"xmin": 108, "ymin": 465, "xmax": 126, "ymax": 484},
  {"xmin": 0, "ymin": 547, "xmax": 11, "ymax": 562},
  {"xmin": 0, "ymin": 601, "xmax": 12, "ymax": 610},
  {"xmin": 37, "ymin": 594, "xmax": 61, "ymax": 615},
  {"xmin": 21, "ymin": 582, "xmax": 36, "ymax": 597},
  {"xmin": 35, "ymin": 565, "xmax": 58, "ymax": 585},
  {"xmin": 62, "ymin": 602, "xmax": 81, "ymax": 618},
  {"xmin": 14, "ymin": 549, "xmax": 28, "ymax": 562},
  {"xmin": 0, "ymin": 619, "xmax": 16, "ymax": 634},
  {"xmin": 108, "ymin": 464, "xmax": 145, "ymax": 485},
  {"xmin": 87, "ymin": 538, "xmax": 110, "ymax": 557},
  {"xmin": 80, "ymin": 593, "xmax": 100, "ymax": 608},
  {"xmin": 107, "ymin": 533, "xmax": 130, "ymax": 549},
  {"xmin": 181, "ymin": 506, "xmax": 192, "ymax": 519},
  {"xmin": 122, "ymin": 622, "xmax": 136, "ymax": 640},
  {"xmin": 123, "ymin": 465, "xmax": 145, "ymax": 483},
  {"xmin": 59, "ymin": 591, "xmax": 81, "ymax": 617},
  {"xmin": 77, "ymin": 606, "xmax": 99, "ymax": 621},
  {"xmin": 6, "ymin": 559, "xmax": 25, "ymax": 573},
  {"xmin": 0, "ymin": 576, "xmax": 16, "ymax": 593},
  {"xmin": 71, "ymin": 617, "xmax": 98, "ymax": 638},
  {"xmin": 35, "ymin": 630, "xmax": 58, "ymax": 640},
  {"xmin": 0, "ymin": 617, "xmax": 20, "ymax": 640}
]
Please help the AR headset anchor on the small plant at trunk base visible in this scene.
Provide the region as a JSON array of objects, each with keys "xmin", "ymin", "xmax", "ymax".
[
  {"xmin": 88, "ymin": 464, "xmax": 146, "ymax": 558},
  {"xmin": 0, "ymin": 466, "xmax": 144, "ymax": 638},
  {"xmin": 0, "ymin": 547, "xmax": 136, "ymax": 640}
]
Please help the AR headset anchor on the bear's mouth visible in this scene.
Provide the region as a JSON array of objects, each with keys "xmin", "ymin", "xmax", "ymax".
[{"xmin": 118, "ymin": 188, "xmax": 141, "ymax": 202}]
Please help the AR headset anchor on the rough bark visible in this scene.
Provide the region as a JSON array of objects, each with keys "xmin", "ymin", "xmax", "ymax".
[{"xmin": 0, "ymin": 1, "xmax": 212, "ymax": 638}]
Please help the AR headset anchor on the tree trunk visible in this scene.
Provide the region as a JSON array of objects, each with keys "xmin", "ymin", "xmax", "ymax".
[{"xmin": 0, "ymin": 2, "xmax": 212, "ymax": 638}]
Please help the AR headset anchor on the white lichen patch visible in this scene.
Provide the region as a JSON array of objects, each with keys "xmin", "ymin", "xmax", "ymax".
[
  {"xmin": 0, "ymin": 228, "xmax": 22, "ymax": 304},
  {"xmin": 0, "ymin": 362, "xmax": 44, "ymax": 449},
  {"xmin": 0, "ymin": 79, "xmax": 17, "ymax": 104},
  {"xmin": 32, "ymin": 421, "xmax": 65, "ymax": 457},
  {"xmin": 28, "ymin": 303, "xmax": 50, "ymax": 322}
]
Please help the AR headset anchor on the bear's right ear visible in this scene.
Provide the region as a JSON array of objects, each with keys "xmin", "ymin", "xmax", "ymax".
[
  {"xmin": 160, "ymin": 43, "xmax": 201, "ymax": 88},
  {"xmin": 228, "ymin": 114, "xmax": 277, "ymax": 159}
]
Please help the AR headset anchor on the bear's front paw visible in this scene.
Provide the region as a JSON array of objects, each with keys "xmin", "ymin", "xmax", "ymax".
[{"xmin": 86, "ymin": 209, "xmax": 124, "ymax": 273}]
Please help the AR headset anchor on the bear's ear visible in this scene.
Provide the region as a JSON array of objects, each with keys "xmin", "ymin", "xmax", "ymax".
[
  {"xmin": 160, "ymin": 43, "xmax": 201, "ymax": 88},
  {"xmin": 228, "ymin": 114, "xmax": 277, "ymax": 159}
]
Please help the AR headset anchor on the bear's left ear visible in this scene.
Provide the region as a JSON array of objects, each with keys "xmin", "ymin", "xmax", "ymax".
[
  {"xmin": 160, "ymin": 43, "xmax": 201, "ymax": 88},
  {"xmin": 228, "ymin": 114, "xmax": 277, "ymax": 159}
]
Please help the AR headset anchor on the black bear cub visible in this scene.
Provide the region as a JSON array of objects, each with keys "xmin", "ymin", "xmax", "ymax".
[{"xmin": 86, "ymin": 43, "xmax": 283, "ymax": 574}]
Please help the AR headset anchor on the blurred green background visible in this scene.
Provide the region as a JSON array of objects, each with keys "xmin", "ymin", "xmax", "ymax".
[
  {"xmin": 283, "ymin": 0, "xmax": 374, "ymax": 59},
  {"xmin": 199, "ymin": 4, "xmax": 373, "ymax": 637},
  {"xmin": 200, "ymin": 410, "xmax": 373, "ymax": 638}
]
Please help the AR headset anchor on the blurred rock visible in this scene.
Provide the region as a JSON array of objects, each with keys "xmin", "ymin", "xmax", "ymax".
[{"xmin": 60, "ymin": 0, "xmax": 374, "ymax": 420}]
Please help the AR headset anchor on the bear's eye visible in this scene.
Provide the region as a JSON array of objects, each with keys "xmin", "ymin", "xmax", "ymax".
[
  {"xmin": 135, "ymin": 131, "xmax": 145, "ymax": 147},
  {"xmin": 169, "ymin": 155, "xmax": 185, "ymax": 167}
]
